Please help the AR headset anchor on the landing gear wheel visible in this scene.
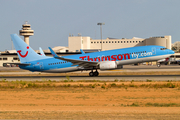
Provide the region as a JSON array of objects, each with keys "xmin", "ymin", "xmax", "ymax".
[
  {"xmin": 94, "ymin": 71, "xmax": 99, "ymax": 76},
  {"xmin": 157, "ymin": 64, "xmax": 161, "ymax": 68},
  {"xmin": 89, "ymin": 72, "xmax": 94, "ymax": 77},
  {"xmin": 89, "ymin": 70, "xmax": 99, "ymax": 77}
]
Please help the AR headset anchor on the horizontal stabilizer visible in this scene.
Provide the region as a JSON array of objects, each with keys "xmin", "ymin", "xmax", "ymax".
[{"xmin": 5, "ymin": 62, "xmax": 31, "ymax": 66}]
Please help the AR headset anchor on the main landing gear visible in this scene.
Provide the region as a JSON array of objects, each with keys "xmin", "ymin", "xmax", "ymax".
[{"xmin": 89, "ymin": 70, "xmax": 99, "ymax": 77}]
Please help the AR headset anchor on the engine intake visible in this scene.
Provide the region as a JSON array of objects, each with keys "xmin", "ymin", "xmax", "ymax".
[{"xmin": 99, "ymin": 61, "xmax": 117, "ymax": 70}]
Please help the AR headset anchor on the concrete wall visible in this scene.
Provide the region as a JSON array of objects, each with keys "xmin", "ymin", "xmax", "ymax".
[
  {"xmin": 144, "ymin": 36, "xmax": 171, "ymax": 50},
  {"xmin": 82, "ymin": 37, "xmax": 91, "ymax": 49},
  {"xmin": 68, "ymin": 36, "xmax": 83, "ymax": 52},
  {"xmin": 165, "ymin": 36, "xmax": 172, "ymax": 50},
  {"xmin": 145, "ymin": 37, "xmax": 166, "ymax": 47},
  {"xmin": 90, "ymin": 38, "xmax": 145, "ymax": 50}
]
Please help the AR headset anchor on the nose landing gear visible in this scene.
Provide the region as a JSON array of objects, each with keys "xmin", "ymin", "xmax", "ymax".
[
  {"xmin": 89, "ymin": 70, "xmax": 99, "ymax": 77},
  {"xmin": 157, "ymin": 64, "xmax": 161, "ymax": 68}
]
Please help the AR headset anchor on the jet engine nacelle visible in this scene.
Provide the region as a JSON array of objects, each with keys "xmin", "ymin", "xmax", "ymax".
[{"xmin": 99, "ymin": 61, "xmax": 118, "ymax": 70}]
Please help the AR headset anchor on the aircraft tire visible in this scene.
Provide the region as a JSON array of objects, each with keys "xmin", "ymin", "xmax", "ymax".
[
  {"xmin": 157, "ymin": 64, "xmax": 161, "ymax": 68},
  {"xmin": 94, "ymin": 71, "xmax": 99, "ymax": 76},
  {"xmin": 89, "ymin": 72, "xmax": 94, "ymax": 77}
]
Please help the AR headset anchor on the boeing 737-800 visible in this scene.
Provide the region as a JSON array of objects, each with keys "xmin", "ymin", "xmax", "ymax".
[{"xmin": 7, "ymin": 34, "xmax": 174, "ymax": 76}]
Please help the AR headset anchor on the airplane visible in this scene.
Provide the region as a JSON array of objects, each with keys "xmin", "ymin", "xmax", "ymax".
[{"xmin": 7, "ymin": 34, "xmax": 174, "ymax": 76}]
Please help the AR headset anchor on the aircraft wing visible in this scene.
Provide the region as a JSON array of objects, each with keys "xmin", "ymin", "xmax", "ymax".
[
  {"xmin": 57, "ymin": 56, "xmax": 98, "ymax": 67},
  {"xmin": 48, "ymin": 47, "xmax": 98, "ymax": 67},
  {"xmin": 5, "ymin": 63, "xmax": 31, "ymax": 66}
]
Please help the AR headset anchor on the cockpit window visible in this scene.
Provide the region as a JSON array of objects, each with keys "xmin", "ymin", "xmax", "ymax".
[{"xmin": 160, "ymin": 48, "xmax": 167, "ymax": 50}]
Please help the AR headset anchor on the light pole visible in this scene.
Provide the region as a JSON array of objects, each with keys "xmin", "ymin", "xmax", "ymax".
[{"xmin": 97, "ymin": 23, "xmax": 105, "ymax": 51}]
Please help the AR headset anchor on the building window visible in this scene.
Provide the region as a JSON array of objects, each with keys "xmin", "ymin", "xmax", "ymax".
[
  {"xmin": 130, "ymin": 41, "xmax": 131, "ymax": 43},
  {"xmin": 106, "ymin": 41, "xmax": 108, "ymax": 43},
  {"xmin": 3, "ymin": 58, "xmax": 7, "ymax": 60},
  {"xmin": 97, "ymin": 42, "xmax": 99, "ymax": 43},
  {"xmin": 115, "ymin": 41, "xmax": 116, "ymax": 43},
  {"xmin": 94, "ymin": 42, "xmax": 96, "ymax": 43},
  {"xmin": 91, "ymin": 42, "xmax": 93, "ymax": 43},
  {"xmin": 124, "ymin": 41, "xmax": 125, "ymax": 43},
  {"xmin": 127, "ymin": 41, "xmax": 128, "ymax": 43},
  {"xmin": 139, "ymin": 41, "xmax": 141, "ymax": 43},
  {"xmin": 112, "ymin": 41, "xmax": 114, "ymax": 43},
  {"xmin": 133, "ymin": 41, "xmax": 134, "ymax": 43},
  {"xmin": 136, "ymin": 41, "xmax": 138, "ymax": 43},
  {"xmin": 109, "ymin": 41, "xmax": 111, "ymax": 43},
  {"xmin": 103, "ymin": 41, "xmax": 105, "ymax": 43},
  {"xmin": 13, "ymin": 57, "xmax": 18, "ymax": 60}
]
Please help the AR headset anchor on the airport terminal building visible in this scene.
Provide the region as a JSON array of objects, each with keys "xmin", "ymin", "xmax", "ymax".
[{"xmin": 68, "ymin": 35, "xmax": 172, "ymax": 52}]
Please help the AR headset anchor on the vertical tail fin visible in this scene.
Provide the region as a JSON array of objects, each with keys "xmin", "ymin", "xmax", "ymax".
[{"xmin": 11, "ymin": 34, "xmax": 47, "ymax": 63}]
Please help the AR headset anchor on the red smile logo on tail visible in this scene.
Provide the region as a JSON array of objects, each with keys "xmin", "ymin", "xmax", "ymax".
[{"xmin": 17, "ymin": 46, "xmax": 29, "ymax": 58}]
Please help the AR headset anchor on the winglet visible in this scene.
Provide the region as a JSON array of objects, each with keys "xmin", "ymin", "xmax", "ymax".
[
  {"xmin": 39, "ymin": 47, "xmax": 45, "ymax": 56},
  {"xmin": 80, "ymin": 49, "xmax": 85, "ymax": 54},
  {"xmin": 48, "ymin": 47, "xmax": 59, "ymax": 58}
]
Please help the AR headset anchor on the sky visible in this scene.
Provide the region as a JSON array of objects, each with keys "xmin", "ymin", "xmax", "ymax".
[{"xmin": 0, "ymin": 0, "xmax": 180, "ymax": 51}]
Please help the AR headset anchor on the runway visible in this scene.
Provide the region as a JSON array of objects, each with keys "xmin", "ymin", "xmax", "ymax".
[
  {"xmin": 1, "ymin": 74, "xmax": 180, "ymax": 81},
  {"xmin": 1, "ymin": 65, "xmax": 180, "ymax": 81}
]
